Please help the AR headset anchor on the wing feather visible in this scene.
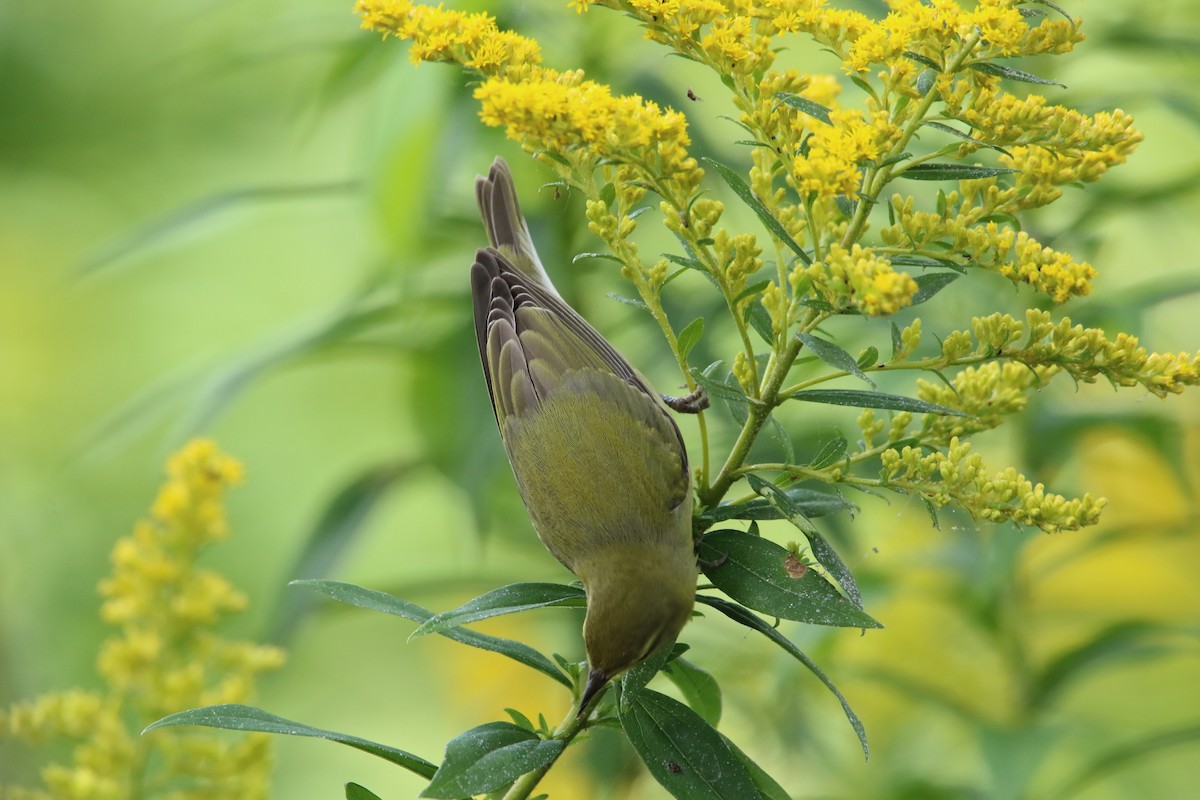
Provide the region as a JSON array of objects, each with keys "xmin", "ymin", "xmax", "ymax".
[{"xmin": 470, "ymin": 249, "xmax": 689, "ymax": 515}]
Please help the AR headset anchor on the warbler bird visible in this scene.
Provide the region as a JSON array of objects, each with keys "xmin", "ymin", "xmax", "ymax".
[{"xmin": 471, "ymin": 158, "xmax": 698, "ymax": 711}]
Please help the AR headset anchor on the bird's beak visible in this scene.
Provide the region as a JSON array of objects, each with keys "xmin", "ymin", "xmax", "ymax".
[{"xmin": 577, "ymin": 667, "xmax": 610, "ymax": 717}]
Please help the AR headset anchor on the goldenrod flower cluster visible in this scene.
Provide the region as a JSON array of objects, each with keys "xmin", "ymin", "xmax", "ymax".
[
  {"xmin": 358, "ymin": 0, "xmax": 1195, "ymax": 536},
  {"xmin": 0, "ymin": 441, "xmax": 284, "ymax": 800},
  {"xmin": 356, "ymin": 0, "xmax": 702, "ymax": 206},
  {"xmin": 880, "ymin": 437, "xmax": 1105, "ymax": 533},
  {"xmin": 933, "ymin": 310, "xmax": 1200, "ymax": 397},
  {"xmin": 801, "ymin": 243, "xmax": 918, "ymax": 316}
]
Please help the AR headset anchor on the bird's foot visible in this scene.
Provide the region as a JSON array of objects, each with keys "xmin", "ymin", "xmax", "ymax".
[{"xmin": 662, "ymin": 387, "xmax": 709, "ymax": 414}]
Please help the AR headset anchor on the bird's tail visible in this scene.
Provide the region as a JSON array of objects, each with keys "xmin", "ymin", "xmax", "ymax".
[{"xmin": 476, "ymin": 157, "xmax": 560, "ymax": 298}]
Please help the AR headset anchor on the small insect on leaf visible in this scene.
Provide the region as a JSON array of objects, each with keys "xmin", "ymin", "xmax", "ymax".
[{"xmin": 667, "ymin": 761, "xmax": 683, "ymax": 774}]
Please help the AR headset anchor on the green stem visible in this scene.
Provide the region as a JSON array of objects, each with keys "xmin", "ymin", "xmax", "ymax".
[
  {"xmin": 840, "ymin": 31, "xmax": 983, "ymax": 250},
  {"xmin": 699, "ymin": 321, "xmax": 809, "ymax": 508},
  {"xmin": 499, "ymin": 699, "xmax": 599, "ymax": 800}
]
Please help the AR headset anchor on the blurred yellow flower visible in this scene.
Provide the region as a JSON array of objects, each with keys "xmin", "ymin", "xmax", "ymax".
[{"xmin": 0, "ymin": 440, "xmax": 284, "ymax": 800}]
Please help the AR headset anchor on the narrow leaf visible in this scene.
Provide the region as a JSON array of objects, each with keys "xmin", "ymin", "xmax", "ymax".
[
  {"xmin": 910, "ymin": 272, "xmax": 962, "ymax": 306},
  {"xmin": 690, "ymin": 366, "xmax": 754, "ymax": 406},
  {"xmin": 797, "ymin": 332, "xmax": 876, "ymax": 387},
  {"xmin": 678, "ymin": 317, "xmax": 705, "ymax": 360},
  {"xmin": 721, "ymin": 732, "xmax": 791, "ymax": 800},
  {"xmin": 789, "ymin": 388, "xmax": 969, "ymax": 416},
  {"xmin": 619, "ymin": 688, "xmax": 762, "ymax": 800},
  {"xmin": 144, "ymin": 704, "xmax": 436, "ymax": 779},
  {"xmin": 809, "ymin": 436, "xmax": 849, "ymax": 470},
  {"xmin": 969, "ymin": 61, "xmax": 1066, "ymax": 88},
  {"xmin": 697, "ymin": 530, "xmax": 881, "ymax": 629},
  {"xmin": 572, "ymin": 252, "xmax": 624, "ymax": 264},
  {"xmin": 774, "ymin": 93, "xmax": 832, "ymax": 124},
  {"xmin": 663, "ymin": 658, "xmax": 723, "ymax": 726},
  {"xmin": 701, "ymin": 487, "xmax": 855, "ymax": 524},
  {"xmin": 744, "ymin": 302, "xmax": 776, "ymax": 345},
  {"xmin": 293, "ymin": 580, "xmax": 571, "ymax": 688},
  {"xmin": 346, "ymin": 784, "xmax": 382, "ymax": 800},
  {"xmin": 1025, "ymin": 0, "xmax": 1075, "ymax": 25},
  {"xmin": 803, "ymin": 528, "xmax": 864, "ymax": 609},
  {"xmin": 694, "ymin": 595, "xmax": 869, "ymax": 758},
  {"xmin": 897, "ymin": 163, "xmax": 1018, "ymax": 181},
  {"xmin": 608, "ymin": 292, "xmax": 649, "ymax": 309},
  {"xmin": 702, "ymin": 157, "xmax": 812, "ymax": 264},
  {"xmin": 421, "ymin": 722, "xmax": 563, "ymax": 799},
  {"xmin": 922, "ymin": 120, "xmax": 1012, "ymax": 156},
  {"xmin": 412, "ymin": 583, "xmax": 587, "ymax": 639}
]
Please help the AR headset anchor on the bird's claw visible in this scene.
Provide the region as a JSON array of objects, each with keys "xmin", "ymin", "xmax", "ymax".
[{"xmin": 662, "ymin": 387, "xmax": 709, "ymax": 414}]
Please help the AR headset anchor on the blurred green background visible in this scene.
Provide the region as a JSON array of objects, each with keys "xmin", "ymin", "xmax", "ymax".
[{"xmin": 3, "ymin": 1, "xmax": 1199, "ymax": 797}]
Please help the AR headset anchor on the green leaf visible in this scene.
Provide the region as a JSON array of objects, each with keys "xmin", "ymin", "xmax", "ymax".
[
  {"xmin": 796, "ymin": 332, "xmax": 876, "ymax": 387},
  {"xmin": 788, "ymin": 388, "xmax": 969, "ymax": 416},
  {"xmin": 969, "ymin": 61, "xmax": 1066, "ymax": 88},
  {"xmin": 572, "ymin": 252, "xmax": 624, "ymax": 265},
  {"xmin": 774, "ymin": 93, "xmax": 832, "ymax": 124},
  {"xmin": 607, "ymin": 292, "xmax": 649, "ymax": 309},
  {"xmin": 744, "ymin": 301, "xmax": 775, "ymax": 344},
  {"xmin": 910, "ymin": 272, "xmax": 962, "ymax": 306},
  {"xmin": 346, "ymin": 783, "xmax": 382, "ymax": 800},
  {"xmin": 144, "ymin": 704, "xmax": 436, "ymax": 779},
  {"xmin": 663, "ymin": 658, "xmax": 723, "ymax": 726},
  {"xmin": 904, "ymin": 51, "xmax": 941, "ymax": 70},
  {"xmin": 701, "ymin": 486, "xmax": 855, "ymax": 524},
  {"xmin": 690, "ymin": 364, "xmax": 755, "ymax": 406},
  {"xmin": 921, "ymin": 120, "xmax": 1011, "ymax": 156},
  {"xmin": 694, "ymin": 595, "xmax": 869, "ymax": 758},
  {"xmin": 504, "ymin": 707, "xmax": 536, "ymax": 732},
  {"xmin": 293, "ymin": 580, "xmax": 571, "ymax": 688},
  {"xmin": 412, "ymin": 583, "xmax": 587, "ymax": 639},
  {"xmin": 721, "ymin": 733, "xmax": 791, "ymax": 800},
  {"xmin": 697, "ymin": 530, "xmax": 881, "ymax": 629},
  {"xmin": 803, "ymin": 528, "xmax": 864, "ymax": 609},
  {"xmin": 663, "ymin": 252, "xmax": 708, "ymax": 273},
  {"xmin": 702, "ymin": 157, "xmax": 812, "ymax": 265},
  {"xmin": 678, "ymin": 317, "xmax": 705, "ymax": 360},
  {"xmin": 809, "ymin": 435, "xmax": 849, "ymax": 470},
  {"xmin": 857, "ymin": 346, "xmax": 879, "ymax": 369},
  {"xmin": 897, "ymin": 163, "xmax": 1018, "ymax": 181},
  {"xmin": 732, "ymin": 279, "xmax": 772, "ymax": 305},
  {"xmin": 1023, "ymin": 0, "xmax": 1075, "ymax": 25},
  {"xmin": 916, "ymin": 68, "xmax": 937, "ymax": 96},
  {"xmin": 766, "ymin": 414, "xmax": 796, "ymax": 465},
  {"xmin": 619, "ymin": 688, "xmax": 762, "ymax": 800},
  {"xmin": 599, "ymin": 182, "xmax": 617, "ymax": 207},
  {"xmin": 269, "ymin": 462, "xmax": 413, "ymax": 643},
  {"xmin": 420, "ymin": 722, "xmax": 563, "ymax": 799},
  {"xmin": 620, "ymin": 640, "xmax": 679, "ymax": 699}
]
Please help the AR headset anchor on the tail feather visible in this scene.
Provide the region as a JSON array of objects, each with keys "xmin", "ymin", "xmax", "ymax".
[{"xmin": 476, "ymin": 157, "xmax": 559, "ymax": 297}]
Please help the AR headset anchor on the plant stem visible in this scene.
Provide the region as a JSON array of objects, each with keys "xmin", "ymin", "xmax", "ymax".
[{"xmin": 499, "ymin": 699, "xmax": 600, "ymax": 800}]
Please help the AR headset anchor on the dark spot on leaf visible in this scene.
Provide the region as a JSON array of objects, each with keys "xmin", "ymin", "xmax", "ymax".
[
  {"xmin": 784, "ymin": 554, "xmax": 809, "ymax": 579},
  {"xmin": 667, "ymin": 761, "xmax": 683, "ymax": 774}
]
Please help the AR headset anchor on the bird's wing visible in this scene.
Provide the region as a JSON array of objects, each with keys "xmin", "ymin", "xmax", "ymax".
[{"xmin": 470, "ymin": 248, "xmax": 689, "ymax": 515}]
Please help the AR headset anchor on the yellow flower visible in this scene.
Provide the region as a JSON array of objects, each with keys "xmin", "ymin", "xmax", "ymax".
[
  {"xmin": 804, "ymin": 243, "xmax": 918, "ymax": 316},
  {"xmin": 1, "ymin": 441, "xmax": 283, "ymax": 800}
]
